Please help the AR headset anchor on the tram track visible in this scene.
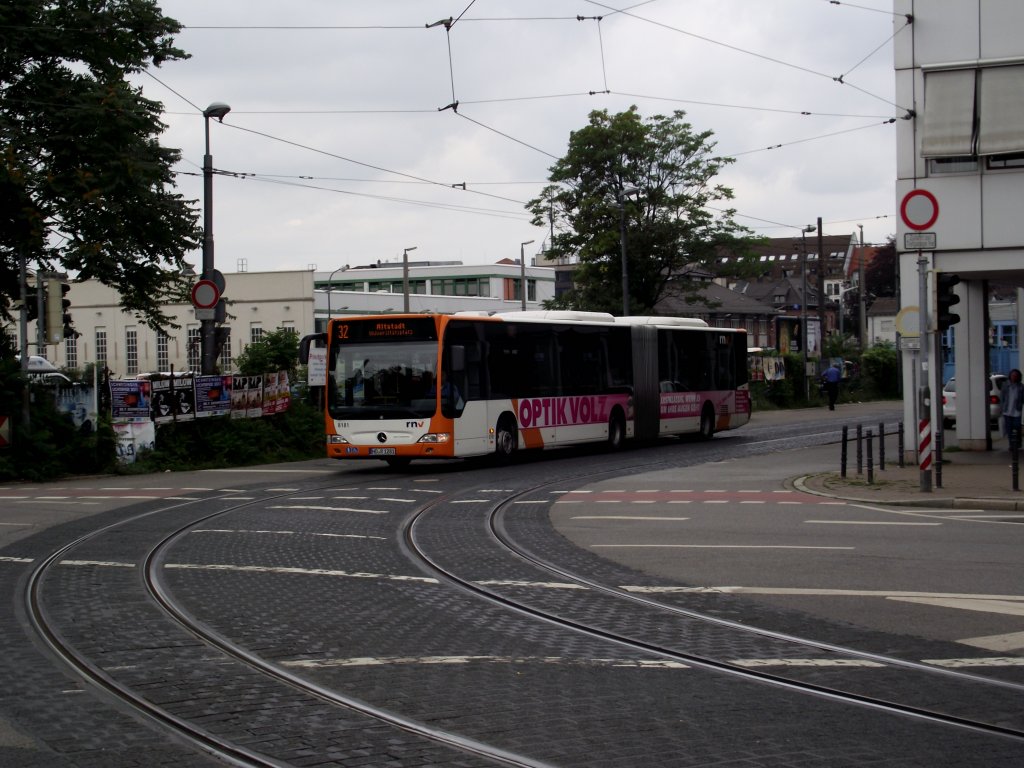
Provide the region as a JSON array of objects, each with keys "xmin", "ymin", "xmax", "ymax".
[
  {"xmin": 17, "ymin": 413, "xmax": 1024, "ymax": 765},
  {"xmin": 23, "ymin": 475, "xmax": 555, "ymax": 768},
  {"xmin": 403, "ymin": 458, "xmax": 1024, "ymax": 746}
]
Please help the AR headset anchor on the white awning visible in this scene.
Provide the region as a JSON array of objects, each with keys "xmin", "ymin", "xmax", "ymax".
[
  {"xmin": 921, "ymin": 69, "xmax": 976, "ymax": 158},
  {"xmin": 977, "ymin": 65, "xmax": 1024, "ymax": 156}
]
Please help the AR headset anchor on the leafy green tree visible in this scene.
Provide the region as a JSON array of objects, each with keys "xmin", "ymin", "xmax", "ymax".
[
  {"xmin": 864, "ymin": 236, "xmax": 897, "ymax": 299},
  {"xmin": 528, "ymin": 107, "xmax": 756, "ymax": 315},
  {"xmin": 1, "ymin": 0, "xmax": 197, "ymax": 331},
  {"xmin": 234, "ymin": 328, "xmax": 300, "ymax": 377}
]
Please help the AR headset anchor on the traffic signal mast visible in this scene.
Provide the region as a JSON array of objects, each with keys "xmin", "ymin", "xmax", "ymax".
[{"xmin": 936, "ymin": 272, "xmax": 962, "ymax": 331}]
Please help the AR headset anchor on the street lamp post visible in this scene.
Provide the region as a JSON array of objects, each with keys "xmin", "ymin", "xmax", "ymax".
[
  {"xmin": 326, "ymin": 265, "xmax": 348, "ymax": 324},
  {"xmin": 201, "ymin": 101, "xmax": 230, "ymax": 375},
  {"xmin": 799, "ymin": 224, "xmax": 815, "ymax": 398},
  {"xmin": 617, "ymin": 187, "xmax": 639, "ymax": 316},
  {"xmin": 402, "ymin": 247, "xmax": 417, "ymax": 312},
  {"xmin": 520, "ymin": 240, "xmax": 535, "ymax": 311}
]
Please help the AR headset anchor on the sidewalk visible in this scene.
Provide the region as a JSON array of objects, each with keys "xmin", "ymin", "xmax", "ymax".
[{"xmin": 796, "ymin": 431, "xmax": 1024, "ymax": 511}]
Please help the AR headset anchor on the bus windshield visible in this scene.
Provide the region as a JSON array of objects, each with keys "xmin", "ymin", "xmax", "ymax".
[{"xmin": 327, "ymin": 340, "xmax": 438, "ymax": 420}]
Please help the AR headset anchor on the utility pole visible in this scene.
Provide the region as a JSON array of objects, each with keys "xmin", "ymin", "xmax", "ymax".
[
  {"xmin": 816, "ymin": 217, "xmax": 825, "ymax": 350},
  {"xmin": 858, "ymin": 224, "xmax": 867, "ymax": 347}
]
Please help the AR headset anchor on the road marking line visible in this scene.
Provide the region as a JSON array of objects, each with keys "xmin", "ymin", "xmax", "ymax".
[
  {"xmin": 924, "ymin": 656, "xmax": 1024, "ymax": 668},
  {"xmin": 164, "ymin": 562, "xmax": 437, "ymax": 583},
  {"xmin": 618, "ymin": 586, "xmax": 1024, "ymax": 600},
  {"xmin": 594, "ymin": 545, "xmax": 854, "ymax": 550},
  {"xmin": 804, "ymin": 520, "xmax": 941, "ymax": 526},
  {"xmin": 475, "ymin": 580, "xmax": 586, "ymax": 590},
  {"xmin": 281, "ymin": 655, "xmax": 689, "ymax": 670},
  {"xmin": 570, "ymin": 516, "xmax": 690, "ymax": 521},
  {"xmin": 888, "ymin": 596, "xmax": 1024, "ymax": 616},
  {"xmin": 954, "ymin": 632, "xmax": 1024, "ymax": 652},
  {"xmin": 192, "ymin": 529, "xmax": 386, "ymax": 540},
  {"xmin": 733, "ymin": 658, "xmax": 884, "ymax": 668},
  {"xmin": 267, "ymin": 505, "xmax": 388, "ymax": 514}
]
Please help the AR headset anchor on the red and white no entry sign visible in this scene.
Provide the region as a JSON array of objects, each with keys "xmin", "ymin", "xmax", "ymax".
[
  {"xmin": 900, "ymin": 189, "xmax": 939, "ymax": 231},
  {"xmin": 191, "ymin": 279, "xmax": 220, "ymax": 309}
]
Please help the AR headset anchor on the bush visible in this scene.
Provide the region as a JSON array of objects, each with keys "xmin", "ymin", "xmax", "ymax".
[
  {"xmin": 0, "ymin": 382, "xmax": 117, "ymax": 482},
  {"xmin": 131, "ymin": 398, "xmax": 324, "ymax": 473},
  {"xmin": 860, "ymin": 342, "xmax": 899, "ymax": 398}
]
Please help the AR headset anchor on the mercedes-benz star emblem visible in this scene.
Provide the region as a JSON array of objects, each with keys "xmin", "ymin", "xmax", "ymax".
[{"xmin": 377, "ymin": 432, "xmax": 387, "ymax": 443}]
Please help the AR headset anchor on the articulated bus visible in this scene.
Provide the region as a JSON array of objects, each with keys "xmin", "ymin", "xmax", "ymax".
[{"xmin": 299, "ymin": 311, "xmax": 750, "ymax": 467}]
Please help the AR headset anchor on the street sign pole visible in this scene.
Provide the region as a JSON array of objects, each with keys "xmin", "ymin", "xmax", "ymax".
[{"xmin": 917, "ymin": 252, "xmax": 932, "ymax": 492}]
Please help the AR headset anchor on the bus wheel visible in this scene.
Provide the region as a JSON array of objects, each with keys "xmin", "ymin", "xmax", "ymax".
[
  {"xmin": 699, "ymin": 404, "xmax": 715, "ymax": 441},
  {"xmin": 607, "ymin": 410, "xmax": 626, "ymax": 451},
  {"xmin": 385, "ymin": 457, "xmax": 411, "ymax": 469},
  {"xmin": 494, "ymin": 415, "xmax": 518, "ymax": 462}
]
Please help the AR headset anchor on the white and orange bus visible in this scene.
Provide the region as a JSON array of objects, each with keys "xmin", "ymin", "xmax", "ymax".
[{"xmin": 299, "ymin": 311, "xmax": 750, "ymax": 467}]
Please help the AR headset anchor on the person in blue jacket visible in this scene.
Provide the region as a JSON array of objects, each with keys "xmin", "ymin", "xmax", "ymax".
[{"xmin": 822, "ymin": 362, "xmax": 842, "ymax": 411}]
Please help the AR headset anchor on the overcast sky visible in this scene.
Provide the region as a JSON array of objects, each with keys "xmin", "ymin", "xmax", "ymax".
[{"xmin": 136, "ymin": 0, "xmax": 903, "ymax": 276}]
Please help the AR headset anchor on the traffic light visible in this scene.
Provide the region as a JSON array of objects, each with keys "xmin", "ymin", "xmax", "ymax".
[
  {"xmin": 45, "ymin": 278, "xmax": 63, "ymax": 344},
  {"xmin": 60, "ymin": 282, "xmax": 77, "ymax": 339},
  {"xmin": 936, "ymin": 273, "xmax": 961, "ymax": 331},
  {"xmin": 14, "ymin": 281, "xmax": 41, "ymax": 322}
]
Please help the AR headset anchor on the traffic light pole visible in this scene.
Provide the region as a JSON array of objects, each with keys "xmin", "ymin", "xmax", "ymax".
[{"xmin": 18, "ymin": 250, "xmax": 30, "ymax": 431}]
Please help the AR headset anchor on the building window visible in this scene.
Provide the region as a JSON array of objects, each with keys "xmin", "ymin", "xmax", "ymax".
[
  {"xmin": 922, "ymin": 64, "xmax": 1024, "ymax": 167},
  {"xmin": 250, "ymin": 324, "xmax": 263, "ymax": 345},
  {"xmin": 157, "ymin": 330, "xmax": 169, "ymax": 372},
  {"xmin": 219, "ymin": 327, "xmax": 233, "ymax": 371},
  {"xmin": 65, "ymin": 335, "xmax": 78, "ymax": 370},
  {"xmin": 528, "ymin": 279, "xmax": 536, "ymax": 302},
  {"xmin": 280, "ymin": 320, "xmax": 295, "ymax": 333},
  {"xmin": 125, "ymin": 328, "xmax": 138, "ymax": 375},
  {"xmin": 187, "ymin": 325, "xmax": 201, "ymax": 371},
  {"xmin": 95, "ymin": 328, "xmax": 107, "ymax": 368}
]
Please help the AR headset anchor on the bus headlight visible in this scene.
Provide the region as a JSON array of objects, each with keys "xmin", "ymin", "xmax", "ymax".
[
  {"xmin": 328, "ymin": 435, "xmax": 350, "ymax": 445},
  {"xmin": 417, "ymin": 433, "xmax": 451, "ymax": 444}
]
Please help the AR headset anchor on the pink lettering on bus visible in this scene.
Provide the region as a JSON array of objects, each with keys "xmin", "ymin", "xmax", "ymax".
[{"xmin": 517, "ymin": 395, "xmax": 629, "ymax": 429}]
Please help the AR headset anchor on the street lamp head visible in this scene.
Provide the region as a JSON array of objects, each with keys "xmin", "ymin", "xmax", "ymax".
[
  {"xmin": 521, "ymin": 240, "xmax": 535, "ymax": 247},
  {"xmin": 203, "ymin": 102, "xmax": 231, "ymax": 122},
  {"xmin": 802, "ymin": 225, "xmax": 815, "ymax": 233},
  {"xmin": 404, "ymin": 246, "xmax": 417, "ymax": 255}
]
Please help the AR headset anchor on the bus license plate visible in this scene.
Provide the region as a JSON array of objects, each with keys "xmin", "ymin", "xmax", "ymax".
[{"xmin": 369, "ymin": 448, "xmax": 396, "ymax": 456}]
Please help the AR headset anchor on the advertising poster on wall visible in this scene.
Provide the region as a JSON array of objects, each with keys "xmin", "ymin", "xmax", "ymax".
[
  {"xmin": 112, "ymin": 421, "xmax": 156, "ymax": 464},
  {"xmin": 110, "ymin": 380, "xmax": 151, "ymax": 420},
  {"xmin": 55, "ymin": 385, "xmax": 98, "ymax": 434},
  {"xmin": 151, "ymin": 376, "xmax": 196, "ymax": 424},
  {"xmin": 195, "ymin": 375, "xmax": 232, "ymax": 418},
  {"xmin": 231, "ymin": 375, "xmax": 264, "ymax": 419}
]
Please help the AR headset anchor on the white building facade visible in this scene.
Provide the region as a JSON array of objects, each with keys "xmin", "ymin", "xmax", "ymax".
[
  {"xmin": 895, "ymin": 0, "xmax": 1024, "ymax": 451},
  {"xmin": 7, "ymin": 261, "xmax": 555, "ymax": 378}
]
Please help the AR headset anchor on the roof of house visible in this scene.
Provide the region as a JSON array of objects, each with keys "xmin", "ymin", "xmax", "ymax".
[{"xmin": 655, "ymin": 281, "xmax": 780, "ymax": 316}]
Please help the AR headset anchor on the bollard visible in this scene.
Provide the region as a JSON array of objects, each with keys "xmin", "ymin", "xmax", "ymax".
[
  {"xmin": 866, "ymin": 429, "xmax": 874, "ymax": 484},
  {"xmin": 878, "ymin": 422, "xmax": 885, "ymax": 470},
  {"xmin": 1013, "ymin": 428, "xmax": 1020, "ymax": 492},
  {"xmin": 841, "ymin": 425, "xmax": 848, "ymax": 478},
  {"xmin": 856, "ymin": 424, "xmax": 863, "ymax": 475},
  {"xmin": 898, "ymin": 421, "xmax": 905, "ymax": 468},
  {"xmin": 935, "ymin": 422, "xmax": 943, "ymax": 489}
]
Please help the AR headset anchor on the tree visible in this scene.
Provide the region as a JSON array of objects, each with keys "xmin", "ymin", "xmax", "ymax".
[
  {"xmin": 1, "ymin": 0, "xmax": 198, "ymax": 332},
  {"xmin": 234, "ymin": 328, "xmax": 300, "ymax": 378},
  {"xmin": 864, "ymin": 236, "xmax": 897, "ymax": 299},
  {"xmin": 527, "ymin": 107, "xmax": 756, "ymax": 315}
]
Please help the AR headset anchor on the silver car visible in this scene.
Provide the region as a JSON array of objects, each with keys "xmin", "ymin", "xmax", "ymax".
[{"xmin": 941, "ymin": 374, "xmax": 1006, "ymax": 429}]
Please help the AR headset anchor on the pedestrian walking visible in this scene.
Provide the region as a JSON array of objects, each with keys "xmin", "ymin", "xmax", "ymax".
[
  {"xmin": 1001, "ymin": 368, "xmax": 1023, "ymax": 449},
  {"xmin": 822, "ymin": 362, "xmax": 842, "ymax": 411}
]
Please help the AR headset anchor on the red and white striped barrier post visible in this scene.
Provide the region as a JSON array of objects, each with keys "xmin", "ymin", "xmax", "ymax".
[{"xmin": 918, "ymin": 417, "xmax": 932, "ymax": 491}]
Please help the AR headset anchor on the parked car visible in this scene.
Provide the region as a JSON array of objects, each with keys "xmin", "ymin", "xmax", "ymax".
[{"xmin": 941, "ymin": 374, "xmax": 1006, "ymax": 429}]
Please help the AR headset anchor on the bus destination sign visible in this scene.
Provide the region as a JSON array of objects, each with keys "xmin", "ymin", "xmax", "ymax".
[{"xmin": 333, "ymin": 317, "xmax": 437, "ymax": 344}]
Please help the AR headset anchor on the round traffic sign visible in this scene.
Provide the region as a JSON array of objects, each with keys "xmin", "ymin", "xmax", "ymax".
[
  {"xmin": 191, "ymin": 279, "xmax": 220, "ymax": 309},
  {"xmin": 900, "ymin": 189, "xmax": 939, "ymax": 231}
]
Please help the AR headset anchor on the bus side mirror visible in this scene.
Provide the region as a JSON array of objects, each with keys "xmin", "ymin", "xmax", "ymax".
[
  {"xmin": 298, "ymin": 332, "xmax": 327, "ymax": 365},
  {"xmin": 450, "ymin": 344, "xmax": 466, "ymax": 373}
]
